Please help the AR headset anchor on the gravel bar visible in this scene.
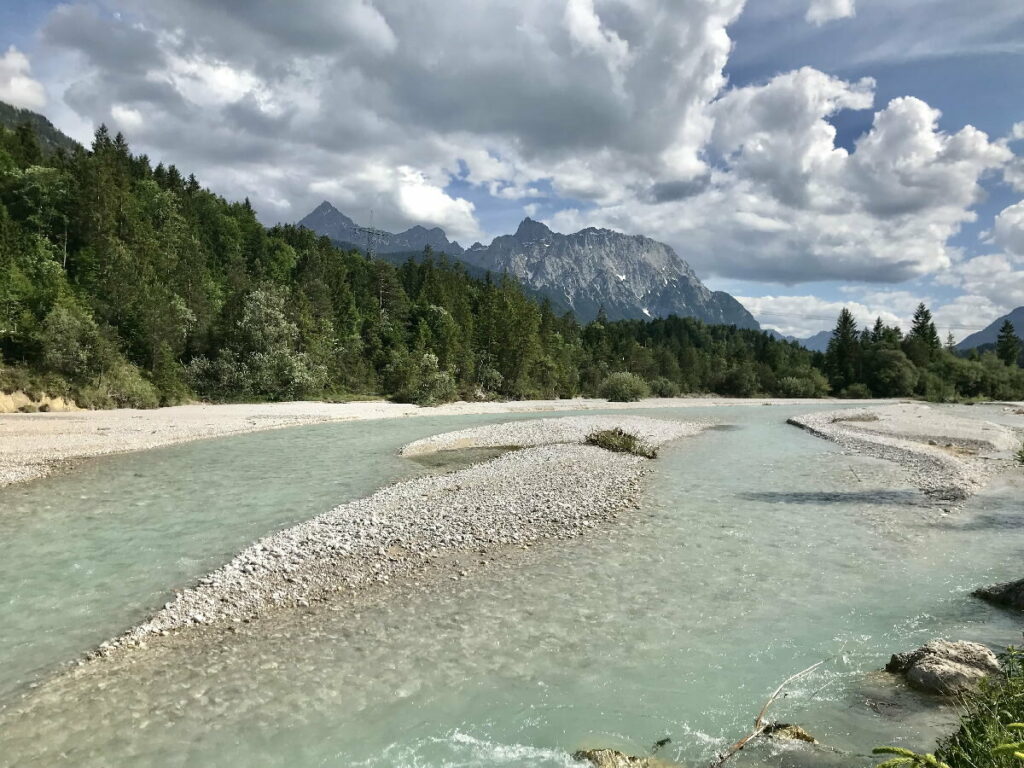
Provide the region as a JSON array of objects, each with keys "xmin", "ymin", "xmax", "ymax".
[
  {"xmin": 98, "ymin": 416, "xmax": 704, "ymax": 655},
  {"xmin": 787, "ymin": 404, "xmax": 1019, "ymax": 503}
]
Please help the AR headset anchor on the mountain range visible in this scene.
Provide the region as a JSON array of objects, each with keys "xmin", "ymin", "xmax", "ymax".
[
  {"xmin": 298, "ymin": 203, "xmax": 759, "ymax": 328},
  {"xmin": 297, "ymin": 202, "xmax": 465, "ymax": 256},
  {"xmin": 955, "ymin": 306, "xmax": 1024, "ymax": 351}
]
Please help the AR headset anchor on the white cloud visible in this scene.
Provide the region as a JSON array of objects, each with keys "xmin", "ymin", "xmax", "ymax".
[
  {"xmin": 110, "ymin": 104, "xmax": 144, "ymax": 132},
  {"xmin": 736, "ymin": 294, "xmax": 906, "ymax": 338},
  {"xmin": 563, "ymin": 0, "xmax": 631, "ymax": 88},
  {"xmin": 0, "ymin": 46, "xmax": 46, "ymax": 110},
  {"xmin": 993, "ymin": 200, "xmax": 1024, "ymax": 256},
  {"xmin": 34, "ymin": 0, "xmax": 1013, "ymax": 295},
  {"xmin": 806, "ymin": 0, "xmax": 855, "ymax": 25}
]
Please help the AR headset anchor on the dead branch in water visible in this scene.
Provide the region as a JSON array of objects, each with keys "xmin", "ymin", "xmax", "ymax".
[{"xmin": 710, "ymin": 660, "xmax": 825, "ymax": 767}]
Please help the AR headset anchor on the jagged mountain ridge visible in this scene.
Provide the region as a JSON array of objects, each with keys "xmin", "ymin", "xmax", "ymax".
[
  {"xmin": 458, "ymin": 218, "xmax": 758, "ymax": 327},
  {"xmin": 297, "ymin": 201, "xmax": 464, "ymax": 256},
  {"xmin": 299, "ymin": 203, "xmax": 758, "ymax": 328}
]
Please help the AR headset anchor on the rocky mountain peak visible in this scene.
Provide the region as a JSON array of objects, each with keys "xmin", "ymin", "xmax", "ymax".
[{"xmin": 514, "ymin": 217, "xmax": 553, "ymax": 241}]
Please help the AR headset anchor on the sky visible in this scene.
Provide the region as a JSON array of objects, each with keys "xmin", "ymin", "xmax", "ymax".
[{"xmin": 1, "ymin": 0, "xmax": 1023, "ymax": 339}]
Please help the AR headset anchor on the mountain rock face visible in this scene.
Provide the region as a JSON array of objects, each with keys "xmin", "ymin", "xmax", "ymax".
[
  {"xmin": 956, "ymin": 306, "xmax": 1024, "ymax": 351},
  {"xmin": 298, "ymin": 204, "xmax": 758, "ymax": 328},
  {"xmin": 459, "ymin": 218, "xmax": 759, "ymax": 327},
  {"xmin": 297, "ymin": 201, "xmax": 464, "ymax": 255}
]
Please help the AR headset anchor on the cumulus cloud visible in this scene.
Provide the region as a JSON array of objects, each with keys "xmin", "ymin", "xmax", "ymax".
[
  {"xmin": 806, "ymin": 0, "xmax": 855, "ymax": 25},
  {"xmin": 736, "ymin": 293, "xmax": 908, "ymax": 338},
  {"xmin": 34, "ymin": 0, "xmax": 1011, "ymax": 290},
  {"xmin": 993, "ymin": 200, "xmax": 1024, "ymax": 256},
  {"xmin": 0, "ymin": 46, "xmax": 46, "ymax": 110}
]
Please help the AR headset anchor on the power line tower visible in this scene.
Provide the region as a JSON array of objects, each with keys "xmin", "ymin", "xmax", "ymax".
[
  {"xmin": 355, "ymin": 210, "xmax": 390, "ymax": 319},
  {"xmin": 355, "ymin": 209, "xmax": 388, "ymax": 261}
]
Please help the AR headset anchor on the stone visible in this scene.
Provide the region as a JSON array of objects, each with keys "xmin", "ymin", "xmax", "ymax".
[
  {"xmin": 973, "ymin": 578, "xmax": 1024, "ymax": 610},
  {"xmin": 571, "ymin": 748, "xmax": 671, "ymax": 767},
  {"xmin": 764, "ymin": 723, "xmax": 817, "ymax": 743},
  {"xmin": 886, "ymin": 640, "xmax": 1001, "ymax": 695}
]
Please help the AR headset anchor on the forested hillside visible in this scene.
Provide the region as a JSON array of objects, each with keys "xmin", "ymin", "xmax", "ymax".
[
  {"xmin": 1, "ymin": 115, "xmax": 1021, "ymax": 409},
  {"xmin": 0, "ymin": 119, "xmax": 825, "ymax": 408}
]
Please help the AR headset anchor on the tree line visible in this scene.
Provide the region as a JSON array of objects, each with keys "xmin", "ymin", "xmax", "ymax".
[
  {"xmin": 1, "ymin": 119, "xmax": 1020, "ymax": 408},
  {"xmin": 822, "ymin": 304, "xmax": 1024, "ymax": 400}
]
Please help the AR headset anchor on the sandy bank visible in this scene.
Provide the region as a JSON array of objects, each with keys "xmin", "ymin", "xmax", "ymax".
[
  {"xmin": 788, "ymin": 403, "xmax": 1022, "ymax": 503},
  {"xmin": 0, "ymin": 396, "xmax": 851, "ymax": 489},
  {"xmin": 94, "ymin": 415, "xmax": 703, "ymax": 655}
]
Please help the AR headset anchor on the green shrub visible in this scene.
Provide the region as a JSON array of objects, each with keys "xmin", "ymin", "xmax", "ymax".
[
  {"xmin": 933, "ymin": 648, "xmax": 1024, "ymax": 768},
  {"xmin": 840, "ymin": 383, "xmax": 873, "ymax": 399},
  {"xmin": 599, "ymin": 371, "xmax": 649, "ymax": 402},
  {"xmin": 76, "ymin": 362, "xmax": 160, "ymax": 409},
  {"xmin": 586, "ymin": 428, "xmax": 658, "ymax": 458},
  {"xmin": 393, "ymin": 352, "xmax": 459, "ymax": 406},
  {"xmin": 649, "ymin": 376, "xmax": 679, "ymax": 398}
]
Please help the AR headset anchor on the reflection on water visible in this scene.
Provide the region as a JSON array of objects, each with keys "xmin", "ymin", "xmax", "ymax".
[
  {"xmin": 740, "ymin": 489, "xmax": 927, "ymax": 506},
  {"xmin": 0, "ymin": 404, "xmax": 1021, "ymax": 768}
]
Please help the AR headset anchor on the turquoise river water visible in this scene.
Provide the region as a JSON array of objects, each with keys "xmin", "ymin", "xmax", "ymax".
[{"xmin": 0, "ymin": 404, "xmax": 1021, "ymax": 767}]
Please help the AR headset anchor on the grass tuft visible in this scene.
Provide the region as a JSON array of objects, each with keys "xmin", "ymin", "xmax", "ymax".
[{"xmin": 585, "ymin": 428, "xmax": 658, "ymax": 459}]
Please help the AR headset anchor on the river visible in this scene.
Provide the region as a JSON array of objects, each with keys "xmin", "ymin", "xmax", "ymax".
[{"xmin": 0, "ymin": 404, "xmax": 1020, "ymax": 767}]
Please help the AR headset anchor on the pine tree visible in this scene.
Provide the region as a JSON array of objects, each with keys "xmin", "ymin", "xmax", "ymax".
[
  {"xmin": 996, "ymin": 320, "xmax": 1021, "ymax": 366},
  {"xmin": 909, "ymin": 303, "xmax": 940, "ymax": 351},
  {"xmin": 825, "ymin": 308, "xmax": 861, "ymax": 392}
]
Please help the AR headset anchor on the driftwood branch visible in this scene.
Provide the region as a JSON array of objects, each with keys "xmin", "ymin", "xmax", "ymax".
[{"xmin": 710, "ymin": 660, "xmax": 825, "ymax": 767}]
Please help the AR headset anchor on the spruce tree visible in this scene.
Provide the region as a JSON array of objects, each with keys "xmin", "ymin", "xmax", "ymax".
[
  {"xmin": 909, "ymin": 303, "xmax": 940, "ymax": 351},
  {"xmin": 825, "ymin": 308, "xmax": 861, "ymax": 392},
  {"xmin": 996, "ymin": 320, "xmax": 1021, "ymax": 366}
]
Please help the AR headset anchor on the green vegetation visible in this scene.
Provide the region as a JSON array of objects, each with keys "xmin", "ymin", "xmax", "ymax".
[
  {"xmin": 823, "ymin": 304, "xmax": 1024, "ymax": 401},
  {"xmin": 2, "ymin": 113, "xmax": 1019, "ymax": 409},
  {"xmin": 0, "ymin": 118, "xmax": 836, "ymax": 408},
  {"xmin": 936, "ymin": 649, "xmax": 1024, "ymax": 768},
  {"xmin": 873, "ymin": 746, "xmax": 950, "ymax": 768},
  {"xmin": 876, "ymin": 649, "xmax": 1024, "ymax": 768},
  {"xmin": 598, "ymin": 371, "xmax": 649, "ymax": 402},
  {"xmin": 585, "ymin": 428, "xmax": 658, "ymax": 459}
]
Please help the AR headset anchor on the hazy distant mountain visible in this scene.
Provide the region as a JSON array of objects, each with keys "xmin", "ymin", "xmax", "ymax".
[
  {"xmin": 765, "ymin": 328, "xmax": 831, "ymax": 351},
  {"xmin": 798, "ymin": 330, "xmax": 832, "ymax": 353},
  {"xmin": 458, "ymin": 218, "xmax": 759, "ymax": 327},
  {"xmin": 956, "ymin": 306, "xmax": 1024, "ymax": 351},
  {"xmin": 0, "ymin": 100, "xmax": 80, "ymax": 155},
  {"xmin": 298, "ymin": 201, "xmax": 464, "ymax": 255}
]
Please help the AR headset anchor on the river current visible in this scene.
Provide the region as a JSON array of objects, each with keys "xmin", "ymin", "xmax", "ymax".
[{"xmin": 0, "ymin": 404, "xmax": 1021, "ymax": 767}]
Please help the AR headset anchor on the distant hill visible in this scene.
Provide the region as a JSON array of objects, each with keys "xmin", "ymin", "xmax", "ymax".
[
  {"xmin": 798, "ymin": 330, "xmax": 832, "ymax": 353},
  {"xmin": 297, "ymin": 201, "xmax": 464, "ymax": 256},
  {"xmin": 0, "ymin": 101, "xmax": 80, "ymax": 155},
  {"xmin": 956, "ymin": 306, "xmax": 1024, "ymax": 351},
  {"xmin": 766, "ymin": 328, "xmax": 830, "ymax": 352}
]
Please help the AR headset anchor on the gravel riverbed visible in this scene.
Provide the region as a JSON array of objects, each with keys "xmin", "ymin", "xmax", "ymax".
[
  {"xmin": 788, "ymin": 403, "xmax": 1020, "ymax": 504},
  {"xmin": 97, "ymin": 416, "xmax": 704, "ymax": 656},
  {"xmin": 0, "ymin": 397, "xmax": 833, "ymax": 488}
]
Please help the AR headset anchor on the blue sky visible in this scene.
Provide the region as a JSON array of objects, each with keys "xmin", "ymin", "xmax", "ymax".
[{"xmin": 1, "ymin": 0, "xmax": 1023, "ymax": 338}]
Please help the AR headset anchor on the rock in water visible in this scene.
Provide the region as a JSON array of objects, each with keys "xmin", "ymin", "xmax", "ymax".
[
  {"xmin": 572, "ymin": 748, "xmax": 672, "ymax": 767},
  {"xmin": 886, "ymin": 640, "xmax": 1001, "ymax": 695},
  {"xmin": 764, "ymin": 723, "xmax": 818, "ymax": 743},
  {"xmin": 973, "ymin": 578, "xmax": 1024, "ymax": 610}
]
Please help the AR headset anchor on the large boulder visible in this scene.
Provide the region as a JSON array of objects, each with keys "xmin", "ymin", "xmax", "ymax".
[
  {"xmin": 572, "ymin": 749, "xmax": 672, "ymax": 767},
  {"xmin": 886, "ymin": 640, "xmax": 1001, "ymax": 696},
  {"xmin": 973, "ymin": 578, "xmax": 1024, "ymax": 610}
]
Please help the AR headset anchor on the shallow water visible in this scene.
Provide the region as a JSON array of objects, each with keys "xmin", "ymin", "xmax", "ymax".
[{"xmin": 1, "ymin": 404, "xmax": 1022, "ymax": 767}]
